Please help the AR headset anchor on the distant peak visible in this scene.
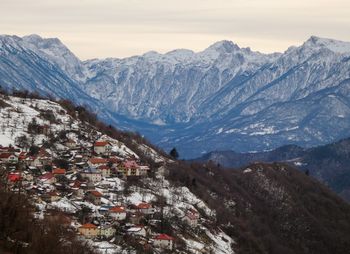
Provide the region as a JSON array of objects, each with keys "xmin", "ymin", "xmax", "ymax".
[
  {"xmin": 206, "ymin": 40, "xmax": 240, "ymax": 53},
  {"xmin": 22, "ymin": 34, "xmax": 43, "ymax": 41},
  {"xmin": 22, "ymin": 34, "xmax": 62, "ymax": 46},
  {"xmin": 303, "ymin": 36, "xmax": 350, "ymax": 53},
  {"xmin": 142, "ymin": 51, "xmax": 161, "ymax": 58}
]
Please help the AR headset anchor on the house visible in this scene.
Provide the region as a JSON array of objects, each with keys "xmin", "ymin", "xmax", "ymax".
[
  {"xmin": 0, "ymin": 153, "xmax": 18, "ymax": 164},
  {"xmin": 108, "ymin": 157, "xmax": 121, "ymax": 166},
  {"xmin": 98, "ymin": 205, "xmax": 114, "ymax": 215},
  {"xmin": 25, "ymin": 155, "xmax": 51, "ymax": 168},
  {"xmin": 38, "ymin": 172, "xmax": 56, "ymax": 184},
  {"xmin": 78, "ymin": 223, "xmax": 98, "ymax": 238},
  {"xmin": 52, "ymin": 168, "xmax": 66, "ymax": 176},
  {"xmin": 18, "ymin": 152, "xmax": 27, "ymax": 161},
  {"xmin": 137, "ymin": 202, "xmax": 155, "ymax": 215},
  {"xmin": 8, "ymin": 172, "xmax": 22, "ymax": 183},
  {"xmin": 81, "ymin": 167, "xmax": 102, "ymax": 183},
  {"xmin": 98, "ymin": 165, "xmax": 111, "ymax": 177},
  {"xmin": 86, "ymin": 190, "xmax": 103, "ymax": 205},
  {"xmin": 71, "ymin": 180, "xmax": 85, "ymax": 197},
  {"xmin": 120, "ymin": 160, "xmax": 141, "ymax": 176},
  {"xmin": 127, "ymin": 226, "xmax": 147, "ymax": 237},
  {"xmin": 153, "ymin": 234, "xmax": 174, "ymax": 250},
  {"xmin": 88, "ymin": 157, "xmax": 108, "ymax": 167},
  {"xmin": 109, "ymin": 206, "xmax": 127, "ymax": 221},
  {"xmin": 184, "ymin": 209, "xmax": 199, "ymax": 227},
  {"xmin": 139, "ymin": 165, "xmax": 150, "ymax": 176},
  {"xmin": 98, "ymin": 224, "xmax": 116, "ymax": 239},
  {"xmin": 65, "ymin": 139, "xmax": 77, "ymax": 149},
  {"xmin": 93, "ymin": 141, "xmax": 112, "ymax": 155}
]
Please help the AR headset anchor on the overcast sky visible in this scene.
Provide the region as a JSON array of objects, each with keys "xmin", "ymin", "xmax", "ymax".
[{"xmin": 1, "ymin": 0, "xmax": 349, "ymax": 60}]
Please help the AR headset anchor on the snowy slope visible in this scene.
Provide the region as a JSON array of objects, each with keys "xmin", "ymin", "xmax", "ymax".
[{"xmin": 0, "ymin": 93, "xmax": 236, "ymax": 253}]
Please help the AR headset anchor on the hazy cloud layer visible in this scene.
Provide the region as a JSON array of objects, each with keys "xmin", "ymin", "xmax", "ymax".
[{"xmin": 1, "ymin": 0, "xmax": 349, "ymax": 59}]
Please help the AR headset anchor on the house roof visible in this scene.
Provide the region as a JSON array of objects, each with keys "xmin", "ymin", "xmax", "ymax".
[
  {"xmin": 154, "ymin": 234, "xmax": 174, "ymax": 241},
  {"xmin": 89, "ymin": 190, "xmax": 103, "ymax": 197},
  {"xmin": 94, "ymin": 141, "xmax": 110, "ymax": 147},
  {"xmin": 82, "ymin": 166, "xmax": 99, "ymax": 174},
  {"xmin": 52, "ymin": 168, "xmax": 66, "ymax": 174},
  {"xmin": 89, "ymin": 158, "xmax": 107, "ymax": 165},
  {"xmin": 109, "ymin": 206, "xmax": 126, "ymax": 213},
  {"xmin": 47, "ymin": 191, "xmax": 59, "ymax": 197},
  {"xmin": 108, "ymin": 157, "xmax": 121, "ymax": 164},
  {"xmin": 0, "ymin": 153, "xmax": 13, "ymax": 159},
  {"xmin": 127, "ymin": 226, "xmax": 144, "ymax": 233},
  {"xmin": 39, "ymin": 172, "xmax": 54, "ymax": 180},
  {"xmin": 18, "ymin": 152, "xmax": 27, "ymax": 160},
  {"xmin": 123, "ymin": 160, "xmax": 140, "ymax": 169},
  {"xmin": 8, "ymin": 173, "xmax": 21, "ymax": 182},
  {"xmin": 137, "ymin": 202, "xmax": 151, "ymax": 209},
  {"xmin": 79, "ymin": 223, "xmax": 97, "ymax": 229},
  {"xmin": 98, "ymin": 165, "xmax": 110, "ymax": 170}
]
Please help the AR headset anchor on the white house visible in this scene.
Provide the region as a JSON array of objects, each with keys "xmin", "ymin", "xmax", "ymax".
[
  {"xmin": 98, "ymin": 165, "xmax": 111, "ymax": 177},
  {"xmin": 109, "ymin": 206, "xmax": 127, "ymax": 221},
  {"xmin": 127, "ymin": 226, "xmax": 147, "ymax": 237},
  {"xmin": 137, "ymin": 202, "xmax": 155, "ymax": 215},
  {"xmin": 153, "ymin": 234, "xmax": 174, "ymax": 250},
  {"xmin": 93, "ymin": 141, "xmax": 112, "ymax": 155},
  {"xmin": 81, "ymin": 167, "xmax": 102, "ymax": 183}
]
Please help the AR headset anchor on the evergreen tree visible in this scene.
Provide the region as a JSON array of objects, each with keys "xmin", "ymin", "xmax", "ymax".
[{"xmin": 169, "ymin": 147, "xmax": 179, "ymax": 159}]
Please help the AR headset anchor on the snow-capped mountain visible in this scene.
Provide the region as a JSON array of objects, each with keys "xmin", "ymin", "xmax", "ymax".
[{"xmin": 1, "ymin": 34, "xmax": 350, "ymax": 158}]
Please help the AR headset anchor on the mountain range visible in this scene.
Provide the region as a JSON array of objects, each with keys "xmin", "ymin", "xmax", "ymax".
[{"xmin": 1, "ymin": 34, "xmax": 350, "ymax": 158}]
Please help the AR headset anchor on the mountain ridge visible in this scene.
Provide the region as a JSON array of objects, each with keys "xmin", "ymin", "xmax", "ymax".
[{"xmin": 193, "ymin": 137, "xmax": 350, "ymax": 202}]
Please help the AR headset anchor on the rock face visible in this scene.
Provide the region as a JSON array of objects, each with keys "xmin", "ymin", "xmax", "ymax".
[{"xmin": 1, "ymin": 34, "xmax": 350, "ymax": 158}]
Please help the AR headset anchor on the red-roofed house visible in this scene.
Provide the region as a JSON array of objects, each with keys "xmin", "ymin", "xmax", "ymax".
[
  {"xmin": 120, "ymin": 160, "xmax": 141, "ymax": 176},
  {"xmin": 88, "ymin": 157, "xmax": 108, "ymax": 167},
  {"xmin": 8, "ymin": 172, "xmax": 21, "ymax": 182},
  {"xmin": 18, "ymin": 152, "xmax": 27, "ymax": 160},
  {"xmin": 153, "ymin": 234, "xmax": 174, "ymax": 250},
  {"xmin": 93, "ymin": 141, "xmax": 112, "ymax": 155},
  {"xmin": 137, "ymin": 202, "xmax": 155, "ymax": 214},
  {"xmin": 38, "ymin": 172, "xmax": 56, "ymax": 184},
  {"xmin": 109, "ymin": 206, "xmax": 127, "ymax": 220},
  {"xmin": 0, "ymin": 153, "xmax": 18, "ymax": 164},
  {"xmin": 52, "ymin": 168, "xmax": 66, "ymax": 175},
  {"xmin": 78, "ymin": 223, "xmax": 98, "ymax": 238},
  {"xmin": 86, "ymin": 190, "xmax": 103, "ymax": 205},
  {"xmin": 98, "ymin": 165, "xmax": 111, "ymax": 177}
]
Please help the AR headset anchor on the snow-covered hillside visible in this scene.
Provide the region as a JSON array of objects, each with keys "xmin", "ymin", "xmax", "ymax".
[
  {"xmin": 1, "ymin": 34, "xmax": 350, "ymax": 157},
  {"xmin": 0, "ymin": 93, "xmax": 235, "ymax": 253}
]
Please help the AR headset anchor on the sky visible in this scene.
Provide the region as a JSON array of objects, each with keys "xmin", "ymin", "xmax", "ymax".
[{"xmin": 1, "ymin": 0, "xmax": 349, "ymax": 60}]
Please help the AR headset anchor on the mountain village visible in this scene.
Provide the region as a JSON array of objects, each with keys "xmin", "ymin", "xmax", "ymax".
[{"xmin": 0, "ymin": 93, "xmax": 234, "ymax": 254}]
